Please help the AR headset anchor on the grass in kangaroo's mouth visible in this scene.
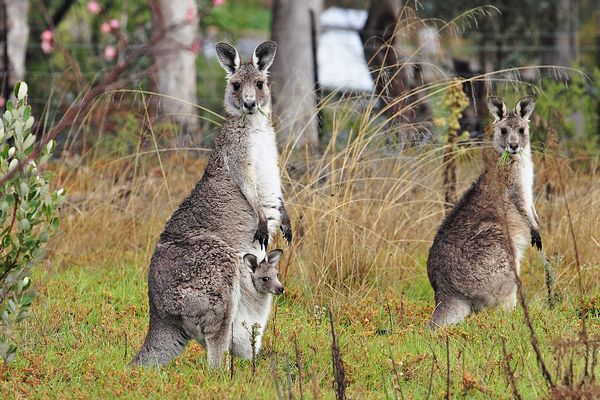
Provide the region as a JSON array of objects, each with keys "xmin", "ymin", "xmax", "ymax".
[
  {"xmin": 497, "ymin": 149, "xmax": 524, "ymax": 167},
  {"xmin": 498, "ymin": 149, "xmax": 511, "ymax": 166}
]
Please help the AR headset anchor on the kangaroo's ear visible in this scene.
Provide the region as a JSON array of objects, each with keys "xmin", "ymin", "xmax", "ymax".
[
  {"xmin": 515, "ymin": 96, "xmax": 536, "ymax": 121},
  {"xmin": 216, "ymin": 42, "xmax": 240, "ymax": 76},
  {"xmin": 243, "ymin": 254, "xmax": 259, "ymax": 273},
  {"xmin": 266, "ymin": 249, "xmax": 283, "ymax": 266},
  {"xmin": 487, "ymin": 96, "xmax": 507, "ymax": 121},
  {"xmin": 252, "ymin": 41, "xmax": 277, "ymax": 73}
]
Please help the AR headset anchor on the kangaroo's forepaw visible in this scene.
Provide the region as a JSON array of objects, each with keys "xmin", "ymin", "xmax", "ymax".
[
  {"xmin": 531, "ymin": 229, "xmax": 542, "ymax": 251},
  {"xmin": 253, "ymin": 221, "xmax": 269, "ymax": 250},
  {"xmin": 280, "ymin": 224, "xmax": 292, "ymax": 245}
]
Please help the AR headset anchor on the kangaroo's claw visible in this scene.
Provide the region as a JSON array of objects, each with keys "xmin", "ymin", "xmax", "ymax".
[
  {"xmin": 531, "ymin": 229, "xmax": 542, "ymax": 251},
  {"xmin": 280, "ymin": 224, "xmax": 292, "ymax": 245},
  {"xmin": 253, "ymin": 220, "xmax": 269, "ymax": 250}
]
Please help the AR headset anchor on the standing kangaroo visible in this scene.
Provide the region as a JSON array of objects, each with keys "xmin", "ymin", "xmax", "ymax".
[
  {"xmin": 132, "ymin": 41, "xmax": 292, "ymax": 367},
  {"xmin": 427, "ymin": 96, "xmax": 541, "ymax": 327}
]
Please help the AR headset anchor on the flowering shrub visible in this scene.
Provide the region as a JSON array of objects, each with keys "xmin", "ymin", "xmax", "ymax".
[{"xmin": 0, "ymin": 83, "xmax": 64, "ymax": 364}]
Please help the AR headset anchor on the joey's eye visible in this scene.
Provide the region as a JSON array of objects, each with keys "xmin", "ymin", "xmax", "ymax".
[
  {"xmin": 256, "ymin": 81, "xmax": 264, "ymax": 89},
  {"xmin": 262, "ymin": 277, "xmax": 270, "ymax": 282},
  {"xmin": 518, "ymin": 127, "xmax": 525, "ymax": 135},
  {"xmin": 232, "ymin": 82, "xmax": 241, "ymax": 91},
  {"xmin": 500, "ymin": 128, "xmax": 508, "ymax": 135}
]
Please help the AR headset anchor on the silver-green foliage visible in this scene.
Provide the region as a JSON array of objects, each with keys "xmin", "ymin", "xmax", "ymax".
[{"xmin": 0, "ymin": 82, "xmax": 64, "ymax": 364}]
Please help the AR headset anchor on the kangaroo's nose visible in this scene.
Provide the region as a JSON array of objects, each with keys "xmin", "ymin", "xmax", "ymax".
[
  {"xmin": 277, "ymin": 286, "xmax": 284, "ymax": 295},
  {"xmin": 243, "ymin": 100, "xmax": 256, "ymax": 110},
  {"xmin": 509, "ymin": 143, "xmax": 519, "ymax": 151}
]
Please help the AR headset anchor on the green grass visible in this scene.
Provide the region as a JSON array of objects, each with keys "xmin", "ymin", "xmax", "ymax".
[{"xmin": 1, "ymin": 258, "xmax": 597, "ymax": 399}]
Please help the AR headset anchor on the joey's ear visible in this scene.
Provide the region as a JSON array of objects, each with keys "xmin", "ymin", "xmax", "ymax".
[
  {"xmin": 243, "ymin": 254, "xmax": 259, "ymax": 273},
  {"xmin": 487, "ymin": 96, "xmax": 507, "ymax": 121},
  {"xmin": 515, "ymin": 96, "xmax": 536, "ymax": 121},
  {"xmin": 266, "ymin": 249, "xmax": 283, "ymax": 266},
  {"xmin": 252, "ymin": 41, "xmax": 277, "ymax": 73},
  {"xmin": 216, "ymin": 42, "xmax": 240, "ymax": 76}
]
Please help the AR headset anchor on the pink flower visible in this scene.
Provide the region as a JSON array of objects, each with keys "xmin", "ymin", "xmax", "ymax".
[
  {"xmin": 87, "ymin": 1, "xmax": 101, "ymax": 15},
  {"xmin": 109, "ymin": 19, "xmax": 120, "ymax": 29},
  {"xmin": 191, "ymin": 39, "xmax": 201, "ymax": 54},
  {"xmin": 185, "ymin": 7, "xmax": 197, "ymax": 22},
  {"xmin": 212, "ymin": 0, "xmax": 225, "ymax": 6},
  {"xmin": 40, "ymin": 29, "xmax": 53, "ymax": 42},
  {"xmin": 0, "ymin": 96, "xmax": 5, "ymax": 108},
  {"xmin": 41, "ymin": 40, "xmax": 53, "ymax": 54},
  {"xmin": 100, "ymin": 22, "xmax": 111, "ymax": 34},
  {"xmin": 103, "ymin": 45, "xmax": 117, "ymax": 61}
]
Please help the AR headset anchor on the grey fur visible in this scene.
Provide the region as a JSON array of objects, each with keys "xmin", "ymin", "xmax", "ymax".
[
  {"xmin": 132, "ymin": 41, "xmax": 291, "ymax": 368},
  {"xmin": 427, "ymin": 96, "xmax": 541, "ymax": 328}
]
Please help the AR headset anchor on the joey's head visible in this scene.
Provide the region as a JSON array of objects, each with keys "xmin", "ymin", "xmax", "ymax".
[
  {"xmin": 215, "ymin": 41, "xmax": 277, "ymax": 117},
  {"xmin": 487, "ymin": 96, "xmax": 536, "ymax": 156},
  {"xmin": 243, "ymin": 249, "xmax": 284, "ymax": 295}
]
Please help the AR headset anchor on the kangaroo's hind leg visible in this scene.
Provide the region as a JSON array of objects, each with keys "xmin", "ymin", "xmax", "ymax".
[
  {"xmin": 132, "ymin": 309, "xmax": 189, "ymax": 366},
  {"xmin": 429, "ymin": 295, "xmax": 472, "ymax": 328},
  {"xmin": 205, "ymin": 322, "xmax": 233, "ymax": 369}
]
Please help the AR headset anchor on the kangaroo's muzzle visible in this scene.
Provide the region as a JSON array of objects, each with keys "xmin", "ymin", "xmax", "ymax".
[{"xmin": 243, "ymin": 99, "xmax": 257, "ymax": 114}]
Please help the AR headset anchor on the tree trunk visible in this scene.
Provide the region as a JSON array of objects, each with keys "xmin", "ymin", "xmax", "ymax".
[
  {"xmin": 360, "ymin": 0, "xmax": 404, "ymax": 111},
  {"xmin": 360, "ymin": 0, "xmax": 428, "ymax": 146},
  {"xmin": 149, "ymin": 0, "xmax": 198, "ymax": 141},
  {"xmin": 555, "ymin": 0, "xmax": 578, "ymax": 67},
  {"xmin": 1, "ymin": 0, "xmax": 29, "ymax": 100},
  {"xmin": 270, "ymin": 0, "xmax": 322, "ymax": 154}
]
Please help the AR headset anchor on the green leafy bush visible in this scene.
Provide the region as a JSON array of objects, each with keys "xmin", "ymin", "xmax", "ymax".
[
  {"xmin": 0, "ymin": 82, "xmax": 65, "ymax": 364},
  {"xmin": 534, "ymin": 69, "xmax": 600, "ymax": 156}
]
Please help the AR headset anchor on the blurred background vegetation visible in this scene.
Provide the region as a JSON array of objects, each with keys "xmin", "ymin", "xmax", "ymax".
[{"xmin": 1, "ymin": 0, "xmax": 598, "ymax": 157}]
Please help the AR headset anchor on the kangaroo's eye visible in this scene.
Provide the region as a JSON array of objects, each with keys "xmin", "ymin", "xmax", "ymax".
[
  {"xmin": 500, "ymin": 128, "xmax": 508, "ymax": 135},
  {"xmin": 518, "ymin": 127, "xmax": 525, "ymax": 135},
  {"xmin": 256, "ymin": 81, "xmax": 264, "ymax": 89},
  {"xmin": 232, "ymin": 82, "xmax": 241, "ymax": 91},
  {"xmin": 262, "ymin": 277, "xmax": 270, "ymax": 282}
]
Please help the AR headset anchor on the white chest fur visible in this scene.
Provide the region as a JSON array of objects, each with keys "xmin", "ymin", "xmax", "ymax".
[
  {"xmin": 248, "ymin": 115, "xmax": 283, "ymax": 234},
  {"xmin": 518, "ymin": 145, "xmax": 534, "ymax": 215},
  {"xmin": 512, "ymin": 145, "xmax": 535, "ymax": 272}
]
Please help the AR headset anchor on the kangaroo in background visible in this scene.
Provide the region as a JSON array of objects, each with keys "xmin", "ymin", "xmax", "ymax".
[
  {"xmin": 133, "ymin": 41, "xmax": 291, "ymax": 367},
  {"xmin": 427, "ymin": 96, "xmax": 541, "ymax": 327}
]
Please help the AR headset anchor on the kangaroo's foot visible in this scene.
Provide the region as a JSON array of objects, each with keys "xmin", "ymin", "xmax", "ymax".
[
  {"xmin": 500, "ymin": 290, "xmax": 518, "ymax": 311},
  {"xmin": 428, "ymin": 296, "xmax": 472, "ymax": 328},
  {"xmin": 131, "ymin": 315, "xmax": 188, "ymax": 367},
  {"xmin": 206, "ymin": 334, "xmax": 231, "ymax": 369}
]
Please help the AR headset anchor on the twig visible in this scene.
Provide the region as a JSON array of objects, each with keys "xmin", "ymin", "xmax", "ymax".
[
  {"xmin": 555, "ymin": 162, "xmax": 590, "ymax": 379},
  {"xmin": 230, "ymin": 322, "xmax": 234, "ymax": 379},
  {"xmin": 387, "ymin": 340, "xmax": 403, "ymax": 400},
  {"xmin": 285, "ymin": 354, "xmax": 294, "ymax": 400},
  {"xmin": 499, "ymin": 198, "xmax": 554, "ymax": 388},
  {"xmin": 0, "ymin": 194, "xmax": 19, "ymax": 255},
  {"xmin": 501, "ymin": 337, "xmax": 523, "ymax": 400},
  {"xmin": 555, "ymin": 164, "xmax": 583, "ymax": 293},
  {"xmin": 426, "ymin": 346, "xmax": 437, "ymax": 400},
  {"xmin": 329, "ymin": 310, "xmax": 346, "ymax": 400},
  {"xmin": 294, "ymin": 334, "xmax": 304, "ymax": 400},
  {"xmin": 445, "ymin": 335, "xmax": 451, "ymax": 400},
  {"xmin": 271, "ymin": 353, "xmax": 284, "ymax": 400}
]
